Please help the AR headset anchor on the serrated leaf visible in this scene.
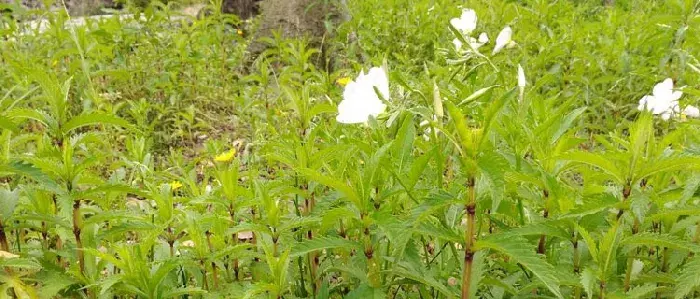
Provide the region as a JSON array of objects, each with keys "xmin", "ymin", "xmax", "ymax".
[
  {"xmin": 391, "ymin": 113, "xmax": 415, "ymax": 171},
  {"xmin": 478, "ymin": 151, "xmax": 508, "ymax": 211},
  {"xmin": 620, "ymin": 232, "xmax": 700, "ymax": 253},
  {"xmin": 475, "ymin": 234, "xmax": 563, "ymax": 298},
  {"xmin": 345, "ymin": 283, "xmax": 385, "ymax": 299},
  {"xmin": 163, "ymin": 287, "xmax": 206, "ymax": 298},
  {"xmin": 290, "ymin": 236, "xmax": 360, "ymax": 258},
  {"xmin": 575, "ymin": 225, "xmax": 599, "ymax": 263},
  {"xmin": 559, "ymin": 152, "xmax": 625, "ymax": 184},
  {"xmin": 296, "ymin": 167, "xmax": 362, "ymax": 208},
  {"xmin": 0, "ymin": 187, "xmax": 19, "ymax": 220},
  {"xmin": 675, "ymin": 257, "xmax": 700, "ymax": 299},
  {"xmin": 626, "ymin": 284, "xmax": 658, "ymax": 299},
  {"xmin": 0, "ymin": 116, "xmax": 19, "ymax": 133},
  {"xmin": 389, "ymin": 263, "xmax": 454, "ymax": 297},
  {"xmin": 502, "ymin": 222, "xmax": 570, "ymax": 240},
  {"xmin": 581, "ymin": 267, "xmax": 596, "ymax": 298},
  {"xmin": 635, "ymin": 157, "xmax": 700, "ymax": 182},
  {"xmin": 61, "ymin": 112, "xmax": 136, "ymax": 134}
]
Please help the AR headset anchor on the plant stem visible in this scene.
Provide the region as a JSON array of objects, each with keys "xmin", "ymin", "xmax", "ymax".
[
  {"xmin": 0, "ymin": 218, "xmax": 8, "ymax": 252},
  {"xmin": 461, "ymin": 176, "xmax": 476, "ymax": 299},
  {"xmin": 620, "ymin": 183, "xmax": 636, "ymax": 291},
  {"xmin": 206, "ymin": 231, "xmax": 219, "ymax": 289},
  {"xmin": 228, "ymin": 205, "xmax": 240, "ymax": 280},
  {"xmin": 656, "ymin": 246, "xmax": 669, "ymax": 299},
  {"xmin": 72, "ymin": 199, "xmax": 85, "ymax": 276},
  {"xmin": 573, "ymin": 239, "xmax": 581, "ymax": 299},
  {"xmin": 537, "ymin": 190, "xmax": 550, "ymax": 255}
]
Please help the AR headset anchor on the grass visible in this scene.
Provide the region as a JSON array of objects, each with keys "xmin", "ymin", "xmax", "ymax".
[{"xmin": 0, "ymin": 0, "xmax": 699, "ymax": 298}]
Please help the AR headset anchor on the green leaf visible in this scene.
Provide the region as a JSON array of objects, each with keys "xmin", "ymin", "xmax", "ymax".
[
  {"xmin": 626, "ymin": 284, "xmax": 659, "ymax": 299},
  {"xmin": 414, "ymin": 222, "xmax": 462, "ymax": 243},
  {"xmin": 290, "ymin": 236, "xmax": 360, "ymax": 258},
  {"xmin": 444, "ymin": 101, "xmax": 471, "ymax": 157},
  {"xmin": 163, "ymin": 288, "xmax": 206, "ymax": 298},
  {"xmin": 61, "ymin": 112, "xmax": 135, "ymax": 134},
  {"xmin": 559, "ymin": 152, "xmax": 625, "ymax": 184},
  {"xmin": 575, "ymin": 225, "xmax": 599, "ymax": 263},
  {"xmin": 391, "ymin": 113, "xmax": 415, "ymax": 171},
  {"xmin": 345, "ymin": 283, "xmax": 385, "ymax": 299},
  {"xmin": 0, "ymin": 116, "xmax": 19, "ymax": 133},
  {"xmin": 479, "ymin": 89, "xmax": 514, "ymax": 150},
  {"xmin": 0, "ymin": 161, "xmax": 62, "ymax": 194},
  {"xmin": 389, "ymin": 264, "xmax": 454, "ymax": 297},
  {"xmin": 502, "ymin": 222, "xmax": 570, "ymax": 241},
  {"xmin": 598, "ymin": 223, "xmax": 621, "ymax": 277},
  {"xmin": 635, "ymin": 157, "xmax": 700, "ymax": 183},
  {"xmin": 296, "ymin": 167, "xmax": 362, "ymax": 208},
  {"xmin": 620, "ymin": 232, "xmax": 700, "ymax": 253},
  {"xmin": 581, "ymin": 267, "xmax": 596, "ymax": 298},
  {"xmin": 457, "ymin": 86, "xmax": 498, "ymax": 106},
  {"xmin": 0, "ymin": 257, "xmax": 42, "ymax": 270},
  {"xmin": 478, "ymin": 151, "xmax": 508, "ymax": 211},
  {"xmin": 0, "ymin": 187, "xmax": 19, "ymax": 220},
  {"xmin": 675, "ymin": 257, "xmax": 700, "ymax": 299},
  {"xmin": 476, "ymin": 234, "xmax": 563, "ymax": 298}
]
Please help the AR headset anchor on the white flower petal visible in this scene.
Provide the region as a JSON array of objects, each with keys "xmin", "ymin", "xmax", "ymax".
[
  {"xmin": 492, "ymin": 26, "xmax": 513, "ymax": 55},
  {"xmin": 517, "ymin": 64, "xmax": 526, "ymax": 88},
  {"xmin": 365, "ymin": 67, "xmax": 390, "ymax": 100},
  {"xmin": 684, "ymin": 105, "xmax": 700, "ymax": 118},
  {"xmin": 450, "ymin": 9, "xmax": 477, "ymax": 34},
  {"xmin": 453, "ymin": 38, "xmax": 463, "ymax": 51},
  {"xmin": 337, "ymin": 67, "xmax": 390, "ymax": 124},
  {"xmin": 652, "ymin": 78, "xmax": 674, "ymax": 99},
  {"xmin": 478, "ymin": 32, "xmax": 489, "ymax": 43}
]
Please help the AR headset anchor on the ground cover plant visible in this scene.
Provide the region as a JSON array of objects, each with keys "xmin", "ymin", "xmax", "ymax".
[{"xmin": 1, "ymin": 0, "xmax": 700, "ymax": 298}]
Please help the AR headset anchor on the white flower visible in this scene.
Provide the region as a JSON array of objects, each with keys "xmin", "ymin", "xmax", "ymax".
[
  {"xmin": 492, "ymin": 26, "xmax": 514, "ymax": 55},
  {"xmin": 181, "ymin": 240, "xmax": 195, "ymax": 247},
  {"xmin": 517, "ymin": 64, "xmax": 526, "ymax": 88},
  {"xmin": 450, "ymin": 9, "xmax": 477, "ymax": 34},
  {"xmin": 453, "ymin": 32, "xmax": 489, "ymax": 52},
  {"xmin": 637, "ymin": 78, "xmax": 683, "ymax": 120},
  {"xmin": 336, "ymin": 67, "xmax": 390, "ymax": 124},
  {"xmin": 478, "ymin": 32, "xmax": 489, "ymax": 44},
  {"xmin": 631, "ymin": 259, "xmax": 644, "ymax": 277},
  {"xmin": 683, "ymin": 105, "xmax": 699, "ymax": 118}
]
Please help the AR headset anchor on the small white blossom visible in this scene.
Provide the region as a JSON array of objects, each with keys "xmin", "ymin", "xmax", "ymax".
[
  {"xmin": 492, "ymin": 26, "xmax": 514, "ymax": 55},
  {"xmin": 450, "ymin": 9, "xmax": 478, "ymax": 34},
  {"xmin": 336, "ymin": 67, "xmax": 390, "ymax": 124},
  {"xmin": 517, "ymin": 64, "xmax": 526, "ymax": 88},
  {"xmin": 637, "ymin": 78, "xmax": 683, "ymax": 120},
  {"xmin": 453, "ymin": 33, "xmax": 489, "ymax": 52},
  {"xmin": 683, "ymin": 105, "xmax": 699, "ymax": 118}
]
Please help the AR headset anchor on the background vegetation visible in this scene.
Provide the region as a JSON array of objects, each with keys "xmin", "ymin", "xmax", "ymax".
[{"xmin": 0, "ymin": 0, "xmax": 699, "ymax": 298}]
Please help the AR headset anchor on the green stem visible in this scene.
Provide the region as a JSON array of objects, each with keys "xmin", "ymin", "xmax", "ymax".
[
  {"xmin": 573, "ymin": 239, "xmax": 581, "ymax": 299},
  {"xmin": 461, "ymin": 176, "xmax": 476, "ymax": 299},
  {"xmin": 0, "ymin": 218, "xmax": 8, "ymax": 252},
  {"xmin": 72, "ymin": 200, "xmax": 84, "ymax": 276}
]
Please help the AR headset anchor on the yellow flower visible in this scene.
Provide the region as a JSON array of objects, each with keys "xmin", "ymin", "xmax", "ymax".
[
  {"xmin": 237, "ymin": 29, "xmax": 244, "ymax": 36},
  {"xmin": 170, "ymin": 181, "xmax": 183, "ymax": 190},
  {"xmin": 336, "ymin": 77, "xmax": 352, "ymax": 87},
  {"xmin": 215, "ymin": 149, "xmax": 236, "ymax": 162}
]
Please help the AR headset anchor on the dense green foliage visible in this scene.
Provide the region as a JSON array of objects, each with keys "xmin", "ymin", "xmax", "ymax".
[{"xmin": 0, "ymin": 0, "xmax": 699, "ymax": 298}]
